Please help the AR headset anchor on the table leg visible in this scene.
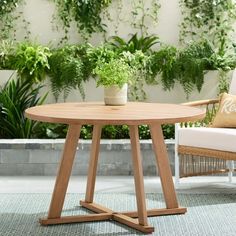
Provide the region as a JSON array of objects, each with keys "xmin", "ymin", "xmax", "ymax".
[
  {"xmin": 80, "ymin": 124, "xmax": 154, "ymax": 233},
  {"xmin": 150, "ymin": 124, "xmax": 182, "ymax": 209},
  {"xmin": 85, "ymin": 125, "xmax": 102, "ymax": 203},
  {"xmin": 129, "ymin": 125, "xmax": 148, "ymax": 226},
  {"xmin": 40, "ymin": 124, "xmax": 81, "ymax": 223},
  {"xmin": 40, "ymin": 123, "xmax": 184, "ymax": 234}
]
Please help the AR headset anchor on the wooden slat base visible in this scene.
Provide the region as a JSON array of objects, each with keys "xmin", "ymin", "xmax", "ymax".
[
  {"xmin": 80, "ymin": 200, "xmax": 187, "ymax": 217},
  {"xmin": 113, "ymin": 214, "xmax": 154, "ymax": 234},
  {"xmin": 40, "ymin": 201, "xmax": 186, "ymax": 233},
  {"xmin": 121, "ymin": 207, "xmax": 187, "ymax": 218},
  {"xmin": 78, "ymin": 200, "xmax": 187, "ymax": 234},
  {"xmin": 40, "ymin": 213, "xmax": 112, "ymax": 225}
]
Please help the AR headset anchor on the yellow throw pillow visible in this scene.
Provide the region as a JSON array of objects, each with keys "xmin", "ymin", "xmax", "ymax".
[{"xmin": 212, "ymin": 93, "xmax": 236, "ymax": 128}]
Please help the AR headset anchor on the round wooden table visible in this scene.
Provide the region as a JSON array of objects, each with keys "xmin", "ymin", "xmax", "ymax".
[{"xmin": 25, "ymin": 102, "xmax": 205, "ymax": 234}]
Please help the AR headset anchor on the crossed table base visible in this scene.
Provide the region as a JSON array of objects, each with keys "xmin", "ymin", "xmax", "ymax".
[{"xmin": 39, "ymin": 124, "xmax": 187, "ymax": 234}]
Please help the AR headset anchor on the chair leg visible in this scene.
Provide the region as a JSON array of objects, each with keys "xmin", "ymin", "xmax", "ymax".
[{"xmin": 228, "ymin": 160, "xmax": 234, "ymax": 183}]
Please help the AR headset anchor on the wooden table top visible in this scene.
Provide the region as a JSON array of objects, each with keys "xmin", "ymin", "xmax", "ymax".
[{"xmin": 25, "ymin": 102, "xmax": 205, "ymax": 125}]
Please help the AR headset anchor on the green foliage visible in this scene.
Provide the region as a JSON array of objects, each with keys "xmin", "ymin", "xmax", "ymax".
[
  {"xmin": 180, "ymin": 0, "xmax": 236, "ymax": 55},
  {"xmin": 109, "ymin": 34, "xmax": 159, "ymax": 54},
  {"xmin": 131, "ymin": 0, "xmax": 161, "ymax": 35},
  {"xmin": 175, "ymin": 40, "xmax": 213, "ymax": 95},
  {"xmin": 87, "ymin": 44, "xmax": 118, "ymax": 70},
  {"xmin": 148, "ymin": 40, "xmax": 236, "ymax": 97},
  {"xmin": 122, "ymin": 50, "xmax": 156, "ymax": 100},
  {"xmin": 89, "ymin": 35, "xmax": 159, "ymax": 100},
  {"xmin": 94, "ymin": 58, "xmax": 134, "ymax": 88},
  {"xmin": 0, "ymin": 78, "xmax": 47, "ymax": 138},
  {"xmin": 0, "ymin": 40, "xmax": 16, "ymax": 69},
  {"xmin": 0, "ymin": 0, "xmax": 20, "ymax": 39},
  {"xmin": 14, "ymin": 42, "xmax": 51, "ymax": 83},
  {"xmin": 0, "ymin": 0, "xmax": 30, "ymax": 40},
  {"xmin": 33, "ymin": 123, "xmax": 68, "ymax": 139},
  {"xmin": 34, "ymin": 123, "xmax": 175, "ymax": 140},
  {"xmin": 48, "ymin": 44, "xmax": 91, "ymax": 101},
  {"xmin": 162, "ymin": 124, "xmax": 175, "ymax": 139},
  {"xmin": 148, "ymin": 46, "xmax": 178, "ymax": 90},
  {"xmin": 52, "ymin": 0, "xmax": 112, "ymax": 40}
]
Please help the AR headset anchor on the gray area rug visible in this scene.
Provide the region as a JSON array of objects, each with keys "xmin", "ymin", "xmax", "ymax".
[{"xmin": 0, "ymin": 193, "xmax": 235, "ymax": 236}]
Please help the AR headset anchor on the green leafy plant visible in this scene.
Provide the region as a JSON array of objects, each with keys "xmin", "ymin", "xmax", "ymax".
[
  {"xmin": 148, "ymin": 46, "xmax": 178, "ymax": 90},
  {"xmin": 0, "ymin": 0, "xmax": 30, "ymax": 40},
  {"xmin": 48, "ymin": 44, "xmax": 91, "ymax": 101},
  {"xmin": 122, "ymin": 50, "xmax": 156, "ymax": 100},
  {"xmin": 175, "ymin": 40, "xmax": 213, "ymax": 95},
  {"xmin": 94, "ymin": 58, "xmax": 134, "ymax": 88},
  {"xmin": 89, "ymin": 39, "xmax": 158, "ymax": 100},
  {"xmin": 0, "ymin": 77, "xmax": 47, "ymax": 138},
  {"xmin": 131, "ymin": 0, "xmax": 160, "ymax": 35},
  {"xmin": 148, "ymin": 40, "xmax": 236, "ymax": 97},
  {"xmin": 33, "ymin": 123, "xmax": 68, "ymax": 139},
  {"xmin": 109, "ymin": 34, "xmax": 159, "ymax": 54},
  {"xmin": 52, "ymin": 0, "xmax": 112, "ymax": 40},
  {"xmin": 0, "ymin": 40, "xmax": 16, "ymax": 69},
  {"xmin": 33, "ymin": 123, "xmax": 174, "ymax": 140},
  {"xmin": 179, "ymin": 0, "xmax": 236, "ymax": 55},
  {"xmin": 14, "ymin": 42, "xmax": 51, "ymax": 83},
  {"xmin": 87, "ymin": 44, "xmax": 118, "ymax": 70}
]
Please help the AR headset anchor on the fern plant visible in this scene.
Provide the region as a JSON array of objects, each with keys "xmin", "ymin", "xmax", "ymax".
[
  {"xmin": 0, "ymin": 77, "xmax": 47, "ymax": 138},
  {"xmin": 14, "ymin": 42, "xmax": 51, "ymax": 83},
  {"xmin": 48, "ymin": 45, "xmax": 91, "ymax": 101},
  {"xmin": 148, "ymin": 46, "xmax": 178, "ymax": 90},
  {"xmin": 108, "ymin": 33, "xmax": 159, "ymax": 54},
  {"xmin": 175, "ymin": 40, "xmax": 213, "ymax": 95}
]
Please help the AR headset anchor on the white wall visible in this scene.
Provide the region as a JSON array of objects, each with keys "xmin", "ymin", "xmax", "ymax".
[
  {"xmin": 20, "ymin": 0, "xmax": 182, "ymax": 46},
  {"xmin": 12, "ymin": 0, "xmax": 235, "ymax": 103}
]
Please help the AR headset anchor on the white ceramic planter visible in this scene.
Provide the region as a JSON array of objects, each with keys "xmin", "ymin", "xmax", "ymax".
[{"xmin": 104, "ymin": 83, "xmax": 128, "ymax": 105}]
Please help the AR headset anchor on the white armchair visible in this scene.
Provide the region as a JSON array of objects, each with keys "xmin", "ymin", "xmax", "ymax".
[{"xmin": 175, "ymin": 71, "xmax": 236, "ymax": 184}]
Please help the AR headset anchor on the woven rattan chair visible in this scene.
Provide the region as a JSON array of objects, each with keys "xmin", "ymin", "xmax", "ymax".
[{"xmin": 175, "ymin": 70, "xmax": 236, "ymax": 184}]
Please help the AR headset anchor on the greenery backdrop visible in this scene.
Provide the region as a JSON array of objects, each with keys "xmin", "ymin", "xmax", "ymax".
[{"xmin": 0, "ymin": 0, "xmax": 236, "ymax": 139}]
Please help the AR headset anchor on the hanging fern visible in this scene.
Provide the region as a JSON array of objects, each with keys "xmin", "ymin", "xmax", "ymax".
[
  {"xmin": 48, "ymin": 45, "xmax": 91, "ymax": 101},
  {"xmin": 175, "ymin": 40, "xmax": 213, "ymax": 96}
]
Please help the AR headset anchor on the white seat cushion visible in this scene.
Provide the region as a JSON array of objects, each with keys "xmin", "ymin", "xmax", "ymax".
[{"xmin": 178, "ymin": 127, "xmax": 236, "ymax": 152}]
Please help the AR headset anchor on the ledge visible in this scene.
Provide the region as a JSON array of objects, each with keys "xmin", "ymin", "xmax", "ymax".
[
  {"xmin": 0, "ymin": 139, "xmax": 175, "ymax": 176},
  {"xmin": 0, "ymin": 139, "xmax": 175, "ymax": 150}
]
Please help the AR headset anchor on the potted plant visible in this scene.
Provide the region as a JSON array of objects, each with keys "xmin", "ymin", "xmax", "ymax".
[{"xmin": 94, "ymin": 58, "xmax": 134, "ymax": 105}]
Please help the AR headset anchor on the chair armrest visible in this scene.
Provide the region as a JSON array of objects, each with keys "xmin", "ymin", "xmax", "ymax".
[{"xmin": 181, "ymin": 99, "xmax": 219, "ymax": 107}]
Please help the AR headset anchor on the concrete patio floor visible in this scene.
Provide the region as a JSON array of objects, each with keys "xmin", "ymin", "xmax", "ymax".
[{"xmin": 0, "ymin": 176, "xmax": 235, "ymax": 194}]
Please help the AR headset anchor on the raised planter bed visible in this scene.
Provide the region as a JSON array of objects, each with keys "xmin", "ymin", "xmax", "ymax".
[{"xmin": 0, "ymin": 139, "xmax": 175, "ymax": 176}]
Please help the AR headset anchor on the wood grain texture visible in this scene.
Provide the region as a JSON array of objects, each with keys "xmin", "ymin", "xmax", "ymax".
[
  {"xmin": 40, "ymin": 213, "xmax": 112, "ymax": 225},
  {"xmin": 25, "ymin": 102, "xmax": 203, "ymax": 234},
  {"xmin": 47, "ymin": 125, "xmax": 81, "ymax": 219},
  {"xmin": 121, "ymin": 207, "xmax": 187, "ymax": 218},
  {"xmin": 129, "ymin": 125, "xmax": 148, "ymax": 226},
  {"xmin": 150, "ymin": 124, "xmax": 179, "ymax": 209},
  {"xmin": 182, "ymin": 99, "xmax": 219, "ymax": 107},
  {"xmin": 25, "ymin": 102, "xmax": 205, "ymax": 125},
  {"xmin": 85, "ymin": 125, "xmax": 102, "ymax": 203}
]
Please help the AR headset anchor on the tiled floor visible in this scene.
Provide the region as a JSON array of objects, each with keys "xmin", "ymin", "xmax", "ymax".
[{"xmin": 0, "ymin": 176, "xmax": 235, "ymax": 194}]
